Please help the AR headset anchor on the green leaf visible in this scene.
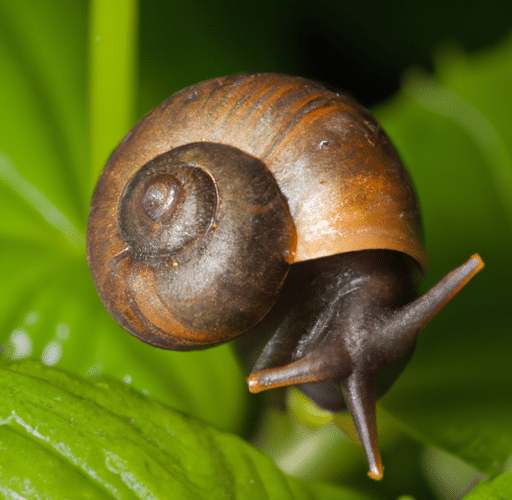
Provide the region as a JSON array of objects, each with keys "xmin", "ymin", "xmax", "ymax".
[
  {"xmin": 463, "ymin": 472, "xmax": 512, "ymax": 499},
  {"xmin": 0, "ymin": 0, "xmax": 89, "ymax": 229},
  {"xmin": 0, "ymin": 361, "xmax": 374, "ymax": 500},
  {"xmin": 373, "ymin": 34, "xmax": 512, "ymax": 477}
]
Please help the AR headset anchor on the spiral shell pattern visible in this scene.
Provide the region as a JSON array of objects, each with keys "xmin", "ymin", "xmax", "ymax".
[
  {"xmin": 87, "ymin": 73, "xmax": 426, "ymax": 350},
  {"xmin": 87, "ymin": 142, "xmax": 296, "ymax": 349}
]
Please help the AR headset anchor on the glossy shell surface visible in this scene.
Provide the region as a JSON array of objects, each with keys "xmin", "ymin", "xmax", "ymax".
[
  {"xmin": 87, "ymin": 73, "xmax": 427, "ymax": 349},
  {"xmin": 99, "ymin": 73, "xmax": 426, "ymax": 268}
]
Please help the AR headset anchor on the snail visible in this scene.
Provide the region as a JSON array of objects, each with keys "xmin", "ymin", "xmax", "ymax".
[{"xmin": 86, "ymin": 73, "xmax": 483, "ymax": 480}]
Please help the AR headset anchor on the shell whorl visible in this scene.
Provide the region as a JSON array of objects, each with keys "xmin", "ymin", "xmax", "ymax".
[
  {"xmin": 118, "ymin": 151, "xmax": 217, "ymax": 259},
  {"xmin": 87, "ymin": 142, "xmax": 296, "ymax": 349}
]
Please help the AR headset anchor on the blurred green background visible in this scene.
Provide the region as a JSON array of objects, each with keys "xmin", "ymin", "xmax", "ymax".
[{"xmin": 0, "ymin": 0, "xmax": 511, "ymax": 498}]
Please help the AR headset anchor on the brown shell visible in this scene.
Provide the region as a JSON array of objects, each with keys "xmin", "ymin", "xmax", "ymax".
[
  {"xmin": 87, "ymin": 142, "xmax": 296, "ymax": 349},
  {"xmin": 87, "ymin": 73, "xmax": 427, "ymax": 349},
  {"xmin": 102, "ymin": 74, "xmax": 425, "ymax": 268}
]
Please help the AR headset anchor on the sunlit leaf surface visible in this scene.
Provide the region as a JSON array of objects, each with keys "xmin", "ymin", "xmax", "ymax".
[{"xmin": 0, "ymin": 361, "xmax": 374, "ymax": 500}]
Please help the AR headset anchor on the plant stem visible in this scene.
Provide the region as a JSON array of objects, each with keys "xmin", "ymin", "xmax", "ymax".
[{"xmin": 88, "ymin": 0, "xmax": 138, "ymax": 188}]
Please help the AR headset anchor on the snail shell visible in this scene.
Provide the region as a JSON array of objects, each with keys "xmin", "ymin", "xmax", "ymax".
[{"xmin": 87, "ymin": 73, "xmax": 425, "ymax": 350}]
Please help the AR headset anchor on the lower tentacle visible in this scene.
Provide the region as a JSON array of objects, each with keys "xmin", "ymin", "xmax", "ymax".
[
  {"xmin": 341, "ymin": 372, "xmax": 383, "ymax": 480},
  {"xmin": 247, "ymin": 347, "xmax": 351, "ymax": 393}
]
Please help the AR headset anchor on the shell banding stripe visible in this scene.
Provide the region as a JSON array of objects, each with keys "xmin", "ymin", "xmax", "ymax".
[{"xmin": 202, "ymin": 77, "xmax": 352, "ymax": 163}]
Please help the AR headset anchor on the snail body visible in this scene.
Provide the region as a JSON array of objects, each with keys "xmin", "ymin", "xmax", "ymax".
[{"xmin": 87, "ymin": 74, "xmax": 483, "ymax": 479}]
